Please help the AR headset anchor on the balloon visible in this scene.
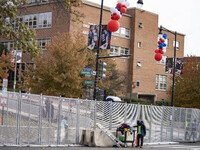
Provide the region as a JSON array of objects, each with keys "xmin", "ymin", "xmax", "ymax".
[
  {"xmin": 158, "ymin": 41, "xmax": 161, "ymax": 45},
  {"xmin": 160, "ymin": 50, "xmax": 164, "ymax": 54},
  {"xmin": 163, "ymin": 33, "xmax": 167, "ymax": 39},
  {"xmin": 155, "ymin": 49, "xmax": 159, "ymax": 53},
  {"xmin": 115, "ymin": 6, "xmax": 120, "ymax": 11},
  {"xmin": 111, "ymin": 13, "xmax": 120, "ymax": 20},
  {"xmin": 120, "ymin": 7, "xmax": 127, "ymax": 13},
  {"xmin": 163, "ymin": 47, "xmax": 167, "ymax": 53},
  {"xmin": 155, "ymin": 53, "xmax": 162, "ymax": 61},
  {"xmin": 117, "ymin": 3, "xmax": 122, "ymax": 8},
  {"xmin": 159, "ymin": 38, "xmax": 165, "ymax": 43},
  {"xmin": 107, "ymin": 20, "xmax": 120, "ymax": 32},
  {"xmin": 158, "ymin": 43, "xmax": 163, "ymax": 49}
]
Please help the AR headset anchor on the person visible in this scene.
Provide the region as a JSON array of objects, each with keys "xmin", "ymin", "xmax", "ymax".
[
  {"xmin": 190, "ymin": 119, "xmax": 197, "ymax": 142},
  {"xmin": 60, "ymin": 116, "xmax": 68, "ymax": 142},
  {"xmin": 134, "ymin": 120, "xmax": 146, "ymax": 148}
]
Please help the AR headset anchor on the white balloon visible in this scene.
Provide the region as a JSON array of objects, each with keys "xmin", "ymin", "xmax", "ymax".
[
  {"xmin": 110, "ymin": 7, "xmax": 116, "ymax": 13},
  {"xmin": 163, "ymin": 47, "xmax": 167, "ymax": 53}
]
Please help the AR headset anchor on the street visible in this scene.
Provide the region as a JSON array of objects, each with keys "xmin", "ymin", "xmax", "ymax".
[{"xmin": 0, "ymin": 142, "xmax": 200, "ymax": 150}]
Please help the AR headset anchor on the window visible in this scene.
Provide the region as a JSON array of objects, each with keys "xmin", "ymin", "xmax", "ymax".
[
  {"xmin": 138, "ymin": 22, "xmax": 143, "ymax": 28},
  {"xmin": 137, "ymin": 61, "xmax": 141, "ymax": 67},
  {"xmin": 1, "ymin": 41, "xmax": 14, "ymax": 51},
  {"xmin": 39, "ymin": 12, "xmax": 52, "ymax": 28},
  {"xmin": 112, "ymin": 27, "xmax": 130, "ymax": 38},
  {"xmin": 120, "ymin": 47, "xmax": 129, "ymax": 55},
  {"xmin": 36, "ymin": 39, "xmax": 51, "ymax": 50},
  {"xmin": 24, "ymin": 14, "xmax": 37, "ymax": 28},
  {"xmin": 173, "ymin": 41, "xmax": 180, "ymax": 50},
  {"xmin": 112, "ymin": 28, "xmax": 120, "ymax": 36},
  {"xmin": 156, "ymin": 74, "xmax": 167, "ymax": 90},
  {"xmin": 121, "ymin": 27, "xmax": 130, "ymax": 38},
  {"xmin": 136, "ymin": 81, "xmax": 140, "ymax": 87},
  {"xmin": 110, "ymin": 46, "xmax": 130, "ymax": 56},
  {"xmin": 157, "ymin": 55, "xmax": 167, "ymax": 65},
  {"xmin": 166, "ymin": 39, "xmax": 169, "ymax": 48},
  {"xmin": 110, "ymin": 46, "xmax": 119, "ymax": 56},
  {"xmin": 138, "ymin": 42, "xmax": 142, "ymax": 48}
]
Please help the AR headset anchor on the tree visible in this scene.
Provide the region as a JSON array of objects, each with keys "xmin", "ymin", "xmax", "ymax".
[
  {"xmin": 0, "ymin": 50, "xmax": 14, "ymax": 86},
  {"xmin": 0, "ymin": 0, "xmax": 40, "ymax": 56},
  {"xmin": 21, "ymin": 33, "xmax": 88, "ymax": 97},
  {"xmin": 171, "ymin": 56, "xmax": 200, "ymax": 108}
]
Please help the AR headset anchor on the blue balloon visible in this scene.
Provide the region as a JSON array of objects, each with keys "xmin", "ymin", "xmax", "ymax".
[
  {"xmin": 115, "ymin": 6, "xmax": 120, "ymax": 11},
  {"xmin": 163, "ymin": 43, "xmax": 166, "ymax": 47},
  {"xmin": 158, "ymin": 43, "xmax": 164, "ymax": 48},
  {"xmin": 120, "ymin": 12, "xmax": 123, "ymax": 16},
  {"xmin": 163, "ymin": 33, "xmax": 167, "ymax": 39}
]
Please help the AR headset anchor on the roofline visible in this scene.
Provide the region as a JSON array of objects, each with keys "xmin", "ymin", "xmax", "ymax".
[
  {"xmin": 158, "ymin": 27, "xmax": 185, "ymax": 36},
  {"xmin": 82, "ymin": 0, "xmax": 132, "ymax": 17}
]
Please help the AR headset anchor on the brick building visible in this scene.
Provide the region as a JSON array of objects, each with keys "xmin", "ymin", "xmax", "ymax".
[{"xmin": 0, "ymin": 0, "xmax": 185, "ymax": 102}]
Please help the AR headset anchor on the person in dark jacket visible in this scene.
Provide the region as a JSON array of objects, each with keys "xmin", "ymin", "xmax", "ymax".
[{"xmin": 134, "ymin": 120, "xmax": 146, "ymax": 148}]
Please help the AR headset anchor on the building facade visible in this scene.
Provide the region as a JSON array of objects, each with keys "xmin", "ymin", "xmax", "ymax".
[{"xmin": 0, "ymin": 0, "xmax": 185, "ymax": 102}]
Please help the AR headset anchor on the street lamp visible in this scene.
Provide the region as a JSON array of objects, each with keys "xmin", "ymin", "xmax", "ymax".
[
  {"xmin": 93, "ymin": 0, "xmax": 143, "ymax": 100},
  {"xmin": 137, "ymin": 0, "xmax": 144, "ymax": 8},
  {"xmin": 159, "ymin": 25, "xmax": 177, "ymax": 106}
]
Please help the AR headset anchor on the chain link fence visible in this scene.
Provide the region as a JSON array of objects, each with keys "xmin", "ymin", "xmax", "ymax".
[{"xmin": 0, "ymin": 91, "xmax": 200, "ymax": 146}]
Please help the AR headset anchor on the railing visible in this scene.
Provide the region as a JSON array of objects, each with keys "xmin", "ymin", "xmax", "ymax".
[{"xmin": 0, "ymin": 91, "xmax": 200, "ymax": 146}]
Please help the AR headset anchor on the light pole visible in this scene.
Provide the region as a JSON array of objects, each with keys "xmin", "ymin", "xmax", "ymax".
[
  {"xmin": 159, "ymin": 25, "xmax": 177, "ymax": 106},
  {"xmin": 93, "ymin": 0, "xmax": 144, "ymax": 100}
]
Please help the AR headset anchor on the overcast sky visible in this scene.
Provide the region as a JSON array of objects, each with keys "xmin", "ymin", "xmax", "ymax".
[{"xmin": 87, "ymin": 0, "xmax": 200, "ymax": 57}]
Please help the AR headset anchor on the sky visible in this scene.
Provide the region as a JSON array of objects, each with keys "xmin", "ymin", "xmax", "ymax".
[{"xmin": 87, "ymin": 0, "xmax": 200, "ymax": 57}]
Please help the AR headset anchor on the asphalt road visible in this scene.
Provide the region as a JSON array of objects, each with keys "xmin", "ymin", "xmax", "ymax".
[{"xmin": 0, "ymin": 142, "xmax": 200, "ymax": 150}]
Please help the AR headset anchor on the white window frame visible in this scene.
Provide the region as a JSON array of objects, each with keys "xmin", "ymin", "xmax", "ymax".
[
  {"xmin": 112, "ymin": 27, "xmax": 130, "ymax": 38},
  {"xmin": 110, "ymin": 46, "xmax": 130, "ymax": 56},
  {"xmin": 156, "ymin": 74, "xmax": 167, "ymax": 90},
  {"xmin": 173, "ymin": 41, "xmax": 180, "ymax": 50},
  {"xmin": 36, "ymin": 38, "xmax": 51, "ymax": 50},
  {"xmin": 137, "ymin": 42, "xmax": 142, "ymax": 48},
  {"xmin": 166, "ymin": 39, "xmax": 169, "ymax": 48},
  {"xmin": 24, "ymin": 14, "xmax": 37, "ymax": 28},
  {"xmin": 38, "ymin": 12, "xmax": 52, "ymax": 28}
]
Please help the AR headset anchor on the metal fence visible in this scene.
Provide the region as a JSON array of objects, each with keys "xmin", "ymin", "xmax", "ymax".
[{"xmin": 0, "ymin": 91, "xmax": 200, "ymax": 146}]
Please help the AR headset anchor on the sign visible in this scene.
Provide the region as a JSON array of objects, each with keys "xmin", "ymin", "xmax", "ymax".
[
  {"xmin": 80, "ymin": 70, "xmax": 92, "ymax": 75},
  {"xmin": 84, "ymin": 80, "xmax": 95, "ymax": 85},
  {"xmin": 85, "ymin": 68, "xmax": 92, "ymax": 71},
  {"xmin": 93, "ymin": 71, "xmax": 96, "ymax": 76},
  {"xmin": 2, "ymin": 79, "xmax": 8, "ymax": 88},
  {"xmin": 85, "ymin": 74, "xmax": 91, "ymax": 77},
  {"xmin": 1, "ymin": 87, "xmax": 7, "ymax": 107}
]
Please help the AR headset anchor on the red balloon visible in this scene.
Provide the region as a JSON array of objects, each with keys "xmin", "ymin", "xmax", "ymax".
[
  {"xmin": 107, "ymin": 20, "xmax": 120, "ymax": 32},
  {"xmin": 160, "ymin": 50, "xmax": 164, "ymax": 54},
  {"xmin": 155, "ymin": 53, "xmax": 162, "ymax": 61},
  {"xmin": 159, "ymin": 38, "xmax": 165, "ymax": 43},
  {"xmin": 155, "ymin": 49, "xmax": 159, "ymax": 53},
  {"xmin": 111, "ymin": 13, "xmax": 120, "ymax": 20},
  {"xmin": 120, "ymin": 7, "xmax": 127, "ymax": 14},
  {"xmin": 117, "ymin": 3, "xmax": 122, "ymax": 8},
  {"xmin": 158, "ymin": 41, "xmax": 161, "ymax": 45}
]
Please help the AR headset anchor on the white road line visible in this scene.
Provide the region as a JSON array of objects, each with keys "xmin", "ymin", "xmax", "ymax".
[{"xmin": 149, "ymin": 144, "xmax": 200, "ymax": 149}]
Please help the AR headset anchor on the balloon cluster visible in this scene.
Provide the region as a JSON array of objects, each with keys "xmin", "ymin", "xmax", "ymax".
[
  {"xmin": 154, "ymin": 33, "xmax": 167, "ymax": 61},
  {"xmin": 107, "ymin": 0, "xmax": 130, "ymax": 32}
]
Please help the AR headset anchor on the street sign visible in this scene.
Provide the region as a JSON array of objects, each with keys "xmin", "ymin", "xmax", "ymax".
[
  {"xmin": 84, "ymin": 80, "xmax": 94, "ymax": 85},
  {"xmin": 85, "ymin": 68, "xmax": 92, "ymax": 71},
  {"xmin": 93, "ymin": 71, "xmax": 96, "ymax": 76},
  {"xmin": 80, "ymin": 70, "xmax": 92, "ymax": 75},
  {"xmin": 1, "ymin": 87, "xmax": 7, "ymax": 107},
  {"xmin": 85, "ymin": 74, "xmax": 91, "ymax": 77}
]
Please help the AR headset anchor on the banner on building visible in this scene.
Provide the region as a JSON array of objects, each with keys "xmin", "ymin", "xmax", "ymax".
[
  {"xmin": 11, "ymin": 50, "xmax": 22, "ymax": 63},
  {"xmin": 88, "ymin": 25, "xmax": 111, "ymax": 50},
  {"xmin": 165, "ymin": 58, "xmax": 184, "ymax": 74}
]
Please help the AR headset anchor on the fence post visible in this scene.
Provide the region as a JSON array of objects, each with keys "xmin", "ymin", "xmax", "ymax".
[
  {"xmin": 183, "ymin": 108, "xmax": 188, "ymax": 141},
  {"xmin": 170, "ymin": 106, "xmax": 175, "ymax": 141},
  {"xmin": 28, "ymin": 93, "xmax": 31, "ymax": 145},
  {"xmin": 57, "ymin": 96, "xmax": 62, "ymax": 145},
  {"xmin": 178, "ymin": 108, "xmax": 182, "ymax": 139},
  {"xmin": 75, "ymin": 99, "xmax": 80, "ymax": 144},
  {"xmin": 16, "ymin": 91, "xmax": 21, "ymax": 145},
  {"xmin": 149, "ymin": 105, "xmax": 153, "ymax": 143},
  {"xmin": 5, "ymin": 91, "xmax": 9, "ymax": 145},
  {"xmin": 109, "ymin": 101, "xmax": 113, "ymax": 130},
  {"xmin": 160, "ymin": 105, "xmax": 164, "ymax": 142},
  {"xmin": 124, "ymin": 102, "xmax": 127, "ymax": 124},
  {"xmin": 37, "ymin": 94, "xmax": 42, "ymax": 144},
  {"xmin": 93, "ymin": 99, "xmax": 97, "ymax": 130},
  {"xmin": 137, "ymin": 103, "xmax": 140, "ymax": 121}
]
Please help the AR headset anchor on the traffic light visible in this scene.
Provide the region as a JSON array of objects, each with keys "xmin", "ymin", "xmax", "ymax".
[{"xmin": 98, "ymin": 60, "xmax": 107, "ymax": 79}]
